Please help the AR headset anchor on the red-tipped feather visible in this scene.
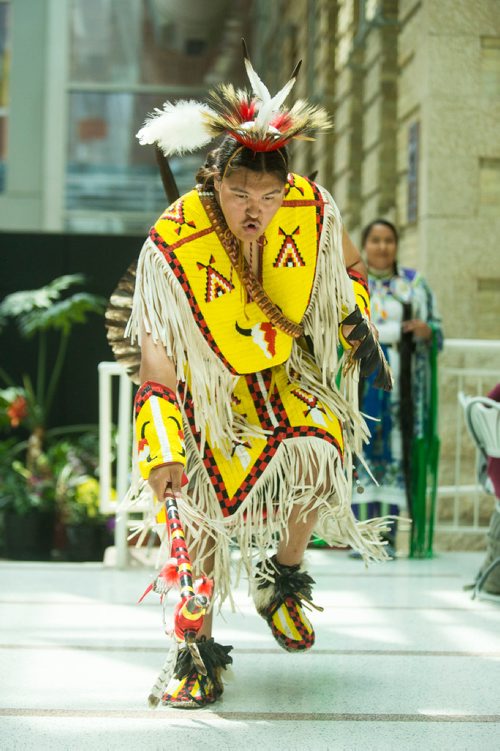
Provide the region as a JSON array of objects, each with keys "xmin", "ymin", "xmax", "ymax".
[
  {"xmin": 138, "ymin": 583, "xmax": 153, "ymax": 604},
  {"xmin": 237, "ymin": 99, "xmax": 257, "ymax": 121},
  {"xmin": 196, "ymin": 575, "xmax": 214, "ymax": 597},
  {"xmin": 270, "ymin": 112, "xmax": 293, "ymax": 130},
  {"xmin": 159, "ymin": 558, "xmax": 179, "ymax": 587},
  {"xmin": 230, "ymin": 130, "xmax": 290, "ymax": 152}
]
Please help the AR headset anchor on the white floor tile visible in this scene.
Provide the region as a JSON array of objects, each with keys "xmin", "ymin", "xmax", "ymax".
[{"xmin": 0, "ymin": 551, "xmax": 498, "ymax": 749}]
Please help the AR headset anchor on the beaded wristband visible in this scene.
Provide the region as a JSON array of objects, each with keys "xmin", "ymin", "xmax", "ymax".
[
  {"xmin": 347, "ymin": 268, "xmax": 370, "ymax": 318},
  {"xmin": 135, "ymin": 381, "xmax": 186, "ymax": 481}
]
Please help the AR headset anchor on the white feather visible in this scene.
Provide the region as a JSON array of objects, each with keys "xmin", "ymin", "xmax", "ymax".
[
  {"xmin": 255, "ymin": 72, "xmax": 299, "ymax": 131},
  {"xmin": 268, "ymin": 75, "xmax": 298, "ymax": 117},
  {"xmin": 136, "ymin": 100, "xmax": 216, "ymax": 156},
  {"xmin": 244, "ymin": 58, "xmax": 271, "ymax": 104}
]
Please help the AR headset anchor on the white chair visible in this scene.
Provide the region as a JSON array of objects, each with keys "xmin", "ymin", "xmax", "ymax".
[{"xmin": 459, "ymin": 392, "xmax": 500, "ymax": 598}]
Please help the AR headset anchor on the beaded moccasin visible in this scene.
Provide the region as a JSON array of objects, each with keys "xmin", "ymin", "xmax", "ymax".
[
  {"xmin": 161, "ymin": 637, "xmax": 233, "ymax": 708},
  {"xmin": 253, "ymin": 555, "xmax": 323, "ymax": 652}
]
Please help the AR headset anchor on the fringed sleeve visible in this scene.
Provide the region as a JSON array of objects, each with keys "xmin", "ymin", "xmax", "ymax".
[{"xmin": 125, "ymin": 237, "xmax": 239, "ymax": 450}]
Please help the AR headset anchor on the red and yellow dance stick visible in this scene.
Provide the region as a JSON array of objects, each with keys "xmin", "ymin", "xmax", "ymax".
[
  {"xmin": 139, "ymin": 492, "xmax": 213, "ymax": 642},
  {"xmin": 163, "ymin": 493, "xmax": 213, "ymax": 644}
]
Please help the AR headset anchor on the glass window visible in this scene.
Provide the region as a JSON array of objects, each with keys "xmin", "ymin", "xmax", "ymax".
[
  {"xmin": 0, "ymin": 0, "xmax": 11, "ymax": 193},
  {"xmin": 66, "ymin": 0, "xmax": 254, "ymax": 233},
  {"xmin": 69, "ymin": 0, "xmax": 236, "ymax": 87},
  {"xmin": 65, "ymin": 91, "xmax": 205, "ymax": 233}
]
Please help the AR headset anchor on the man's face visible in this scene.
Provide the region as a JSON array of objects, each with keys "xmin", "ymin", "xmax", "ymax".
[{"xmin": 214, "ymin": 168, "xmax": 285, "ymax": 242}]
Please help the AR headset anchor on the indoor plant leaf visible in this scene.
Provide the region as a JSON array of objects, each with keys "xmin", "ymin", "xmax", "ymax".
[
  {"xmin": 0, "ymin": 274, "xmax": 86, "ymax": 319},
  {"xmin": 19, "ymin": 293, "xmax": 107, "ymax": 337}
]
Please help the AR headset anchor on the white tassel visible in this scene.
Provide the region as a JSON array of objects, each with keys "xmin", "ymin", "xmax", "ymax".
[{"xmin": 136, "ymin": 100, "xmax": 216, "ymax": 156}]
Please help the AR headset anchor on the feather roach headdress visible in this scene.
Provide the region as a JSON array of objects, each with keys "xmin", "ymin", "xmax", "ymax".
[{"xmin": 137, "ymin": 40, "xmax": 332, "ymax": 156}]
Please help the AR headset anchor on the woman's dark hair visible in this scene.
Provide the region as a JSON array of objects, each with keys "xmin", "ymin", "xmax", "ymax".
[
  {"xmin": 196, "ymin": 135, "xmax": 289, "ymax": 188},
  {"xmin": 361, "ymin": 218, "xmax": 399, "ymax": 248}
]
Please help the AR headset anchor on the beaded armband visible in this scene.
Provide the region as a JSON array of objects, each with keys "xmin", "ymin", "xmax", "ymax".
[
  {"xmin": 135, "ymin": 381, "xmax": 186, "ymax": 481},
  {"xmin": 339, "ymin": 268, "xmax": 371, "ymax": 350},
  {"xmin": 348, "ymin": 268, "xmax": 370, "ymax": 318}
]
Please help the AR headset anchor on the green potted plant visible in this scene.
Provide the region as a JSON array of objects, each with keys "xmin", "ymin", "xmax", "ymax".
[
  {"xmin": 0, "ymin": 274, "xmax": 106, "ymax": 560},
  {"xmin": 50, "ymin": 433, "xmax": 114, "ymax": 561},
  {"xmin": 0, "ymin": 435, "xmax": 57, "ymax": 559}
]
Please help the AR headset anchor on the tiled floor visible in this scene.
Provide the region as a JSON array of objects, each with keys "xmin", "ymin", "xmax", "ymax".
[{"xmin": 0, "ymin": 550, "xmax": 499, "ymax": 750}]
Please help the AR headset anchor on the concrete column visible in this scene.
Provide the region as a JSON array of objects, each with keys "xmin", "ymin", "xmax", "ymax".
[
  {"xmin": 0, "ymin": 0, "xmax": 67, "ymax": 231},
  {"xmin": 359, "ymin": 0, "xmax": 398, "ymax": 230},
  {"xmin": 397, "ymin": 0, "xmax": 500, "ymax": 339},
  {"xmin": 0, "ymin": 0, "xmax": 49, "ymax": 229},
  {"xmin": 331, "ymin": 0, "xmax": 364, "ymax": 231}
]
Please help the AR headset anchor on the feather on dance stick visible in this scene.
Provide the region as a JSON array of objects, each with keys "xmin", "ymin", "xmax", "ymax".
[{"xmin": 147, "ymin": 640, "xmax": 179, "ymax": 708}]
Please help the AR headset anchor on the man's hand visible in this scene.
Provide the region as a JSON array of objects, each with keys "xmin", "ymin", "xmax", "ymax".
[{"xmin": 148, "ymin": 462, "xmax": 184, "ymax": 500}]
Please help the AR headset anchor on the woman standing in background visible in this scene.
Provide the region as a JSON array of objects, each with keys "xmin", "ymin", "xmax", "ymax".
[{"xmin": 352, "ymin": 219, "xmax": 443, "ymax": 557}]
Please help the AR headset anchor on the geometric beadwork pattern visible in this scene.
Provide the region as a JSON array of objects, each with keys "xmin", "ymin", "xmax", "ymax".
[
  {"xmin": 268, "ymin": 596, "xmax": 315, "ymax": 651},
  {"xmin": 197, "ymin": 255, "xmax": 235, "ymax": 303},
  {"xmin": 273, "ymin": 226, "xmax": 305, "ymax": 268},
  {"xmin": 134, "ymin": 380, "xmax": 177, "ymax": 417},
  {"xmin": 347, "ymin": 267, "xmax": 370, "ymax": 314},
  {"xmin": 151, "ymin": 174, "xmax": 326, "ymax": 376},
  {"xmin": 183, "ymin": 368, "xmax": 343, "ymax": 518},
  {"xmin": 291, "ymin": 388, "xmax": 327, "ymax": 421},
  {"xmin": 347, "ymin": 267, "xmax": 369, "ymax": 296},
  {"xmin": 161, "ymin": 198, "xmax": 196, "ymax": 236},
  {"xmin": 149, "ymin": 227, "xmax": 235, "ymax": 375},
  {"xmin": 281, "ymin": 178, "xmax": 325, "ymax": 275},
  {"xmin": 284, "ymin": 173, "xmax": 305, "ymax": 198}
]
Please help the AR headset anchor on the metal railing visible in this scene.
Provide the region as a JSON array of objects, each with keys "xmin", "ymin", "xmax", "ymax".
[
  {"xmin": 98, "ymin": 361, "xmax": 133, "ymax": 567},
  {"xmin": 436, "ymin": 339, "xmax": 500, "ymax": 539}
]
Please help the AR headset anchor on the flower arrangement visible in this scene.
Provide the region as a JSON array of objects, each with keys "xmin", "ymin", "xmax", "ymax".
[
  {"xmin": 50, "ymin": 433, "xmax": 114, "ymax": 525},
  {"xmin": 0, "ymin": 274, "xmax": 111, "ymax": 560},
  {"xmin": 0, "ymin": 438, "xmax": 56, "ymax": 516}
]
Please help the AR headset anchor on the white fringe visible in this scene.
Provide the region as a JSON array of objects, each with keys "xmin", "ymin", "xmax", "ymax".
[
  {"xmin": 124, "ymin": 430, "xmax": 390, "ymax": 608},
  {"xmin": 298, "ymin": 186, "xmax": 355, "ymax": 384},
  {"xmin": 287, "ymin": 186, "xmax": 370, "ymax": 488},
  {"xmin": 126, "ymin": 237, "xmax": 245, "ymax": 452}
]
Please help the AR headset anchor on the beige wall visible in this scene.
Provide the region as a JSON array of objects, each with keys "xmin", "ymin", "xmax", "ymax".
[
  {"xmin": 256, "ymin": 0, "xmax": 500, "ymax": 340},
  {"xmin": 405, "ymin": 0, "xmax": 500, "ymax": 340}
]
